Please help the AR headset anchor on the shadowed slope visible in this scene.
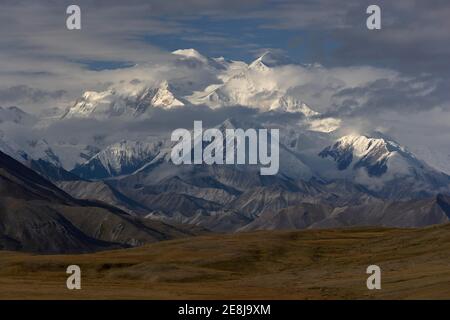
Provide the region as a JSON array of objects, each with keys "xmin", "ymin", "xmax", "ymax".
[{"xmin": 0, "ymin": 151, "xmax": 205, "ymax": 253}]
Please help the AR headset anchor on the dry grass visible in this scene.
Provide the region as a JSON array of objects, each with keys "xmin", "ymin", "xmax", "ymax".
[{"xmin": 1, "ymin": 225, "xmax": 450, "ymax": 299}]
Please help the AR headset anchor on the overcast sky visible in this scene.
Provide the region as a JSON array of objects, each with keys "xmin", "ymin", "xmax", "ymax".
[{"xmin": 0, "ymin": 0, "xmax": 450, "ymax": 161}]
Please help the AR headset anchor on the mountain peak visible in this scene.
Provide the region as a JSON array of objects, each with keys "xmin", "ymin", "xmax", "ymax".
[
  {"xmin": 151, "ymin": 81, "xmax": 184, "ymax": 109},
  {"xmin": 172, "ymin": 48, "xmax": 208, "ymax": 63},
  {"xmin": 0, "ymin": 105, "xmax": 35, "ymax": 124},
  {"xmin": 335, "ymin": 135, "xmax": 388, "ymax": 156},
  {"xmin": 249, "ymin": 51, "xmax": 294, "ymax": 70},
  {"xmin": 159, "ymin": 80, "xmax": 170, "ymax": 90},
  {"xmin": 220, "ymin": 118, "xmax": 239, "ymax": 130},
  {"xmin": 319, "ymin": 134, "xmax": 408, "ymax": 177},
  {"xmin": 269, "ymin": 95, "xmax": 319, "ymax": 116}
]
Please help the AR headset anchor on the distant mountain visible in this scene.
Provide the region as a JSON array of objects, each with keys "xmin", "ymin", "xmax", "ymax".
[
  {"xmin": 172, "ymin": 48, "xmax": 229, "ymax": 70},
  {"xmin": 150, "ymin": 81, "xmax": 185, "ymax": 109},
  {"xmin": 241, "ymin": 195, "xmax": 450, "ymax": 231},
  {"xmin": 61, "ymin": 50, "xmax": 318, "ymax": 119},
  {"xmin": 61, "ymin": 81, "xmax": 186, "ymax": 120},
  {"xmin": 123, "ymin": 118, "xmax": 314, "ymax": 181},
  {"xmin": 72, "ymin": 140, "xmax": 163, "ymax": 179},
  {"xmin": 30, "ymin": 158, "xmax": 82, "ymax": 181},
  {"xmin": 0, "ymin": 136, "xmax": 79, "ymax": 182},
  {"xmin": 56, "ymin": 179, "xmax": 150, "ymax": 215},
  {"xmin": 0, "ymin": 138, "xmax": 27, "ymax": 163},
  {"xmin": 248, "ymin": 51, "xmax": 295, "ymax": 71},
  {"xmin": 269, "ymin": 96, "xmax": 319, "ymax": 115},
  {"xmin": 0, "ymin": 106, "xmax": 36, "ymax": 125},
  {"xmin": 319, "ymin": 134, "xmax": 450, "ymax": 199},
  {"xmin": 187, "ymin": 51, "xmax": 318, "ymax": 114}
]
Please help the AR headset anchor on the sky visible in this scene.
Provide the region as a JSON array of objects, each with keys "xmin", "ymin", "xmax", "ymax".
[
  {"xmin": 0, "ymin": 0, "xmax": 450, "ymax": 165},
  {"xmin": 0, "ymin": 0, "xmax": 449, "ymax": 107}
]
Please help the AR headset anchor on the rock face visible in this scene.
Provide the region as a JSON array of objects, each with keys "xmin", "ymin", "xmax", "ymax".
[{"xmin": 0, "ymin": 151, "xmax": 204, "ymax": 253}]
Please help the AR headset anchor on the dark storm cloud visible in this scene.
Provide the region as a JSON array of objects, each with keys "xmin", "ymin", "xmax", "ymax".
[
  {"xmin": 2, "ymin": 0, "xmax": 448, "ymax": 72},
  {"xmin": 327, "ymin": 75, "xmax": 450, "ymax": 117},
  {"xmin": 259, "ymin": 0, "xmax": 450, "ymax": 76}
]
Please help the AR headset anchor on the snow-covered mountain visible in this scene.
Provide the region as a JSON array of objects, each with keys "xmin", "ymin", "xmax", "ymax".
[
  {"xmin": 187, "ymin": 52, "xmax": 316, "ymax": 114},
  {"xmin": 72, "ymin": 140, "xmax": 163, "ymax": 179},
  {"xmin": 132, "ymin": 118, "xmax": 313, "ymax": 181},
  {"xmin": 0, "ymin": 134, "xmax": 80, "ymax": 181},
  {"xmin": 320, "ymin": 134, "xmax": 422, "ymax": 176},
  {"xmin": 150, "ymin": 81, "xmax": 185, "ymax": 109},
  {"xmin": 61, "ymin": 81, "xmax": 187, "ymax": 120},
  {"xmin": 0, "ymin": 135, "xmax": 59, "ymax": 167},
  {"xmin": 319, "ymin": 134, "xmax": 450, "ymax": 198},
  {"xmin": 172, "ymin": 48, "xmax": 230, "ymax": 71},
  {"xmin": 60, "ymin": 49, "xmax": 326, "ymax": 121},
  {"xmin": 269, "ymin": 96, "xmax": 318, "ymax": 115},
  {"xmin": 0, "ymin": 137, "xmax": 27, "ymax": 163},
  {"xmin": 248, "ymin": 51, "xmax": 295, "ymax": 71}
]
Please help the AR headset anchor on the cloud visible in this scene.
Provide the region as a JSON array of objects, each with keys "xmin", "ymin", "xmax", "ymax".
[
  {"xmin": 328, "ymin": 75, "xmax": 450, "ymax": 117},
  {"xmin": 0, "ymin": 85, "xmax": 67, "ymax": 106}
]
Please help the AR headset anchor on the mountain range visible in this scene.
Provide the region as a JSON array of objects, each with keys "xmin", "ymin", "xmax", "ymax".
[{"xmin": 1, "ymin": 48, "xmax": 450, "ymax": 246}]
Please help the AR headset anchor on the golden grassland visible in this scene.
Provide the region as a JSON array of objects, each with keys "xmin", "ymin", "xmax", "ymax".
[{"xmin": 1, "ymin": 224, "xmax": 450, "ymax": 299}]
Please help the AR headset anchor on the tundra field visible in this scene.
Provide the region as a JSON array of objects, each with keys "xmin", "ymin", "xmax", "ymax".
[{"xmin": 1, "ymin": 225, "xmax": 450, "ymax": 300}]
